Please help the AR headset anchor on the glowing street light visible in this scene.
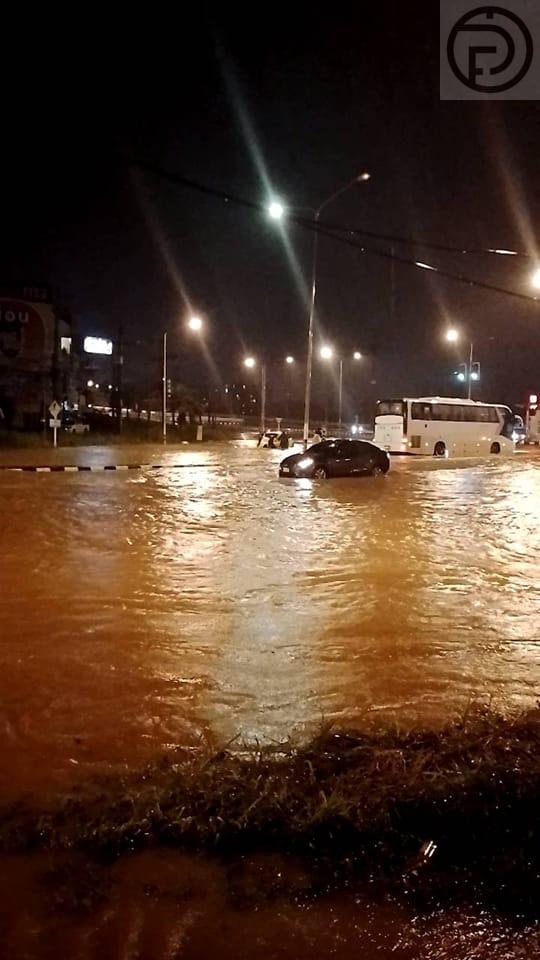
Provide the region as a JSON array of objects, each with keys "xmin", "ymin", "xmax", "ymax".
[
  {"xmin": 86, "ymin": 379, "xmax": 94, "ymax": 388},
  {"xmin": 285, "ymin": 355, "xmax": 295, "ymax": 364},
  {"xmin": 243, "ymin": 356, "xmax": 267, "ymax": 432},
  {"xmin": 268, "ymin": 172, "xmax": 371, "ymax": 448},
  {"xmin": 163, "ymin": 314, "xmax": 206, "ymax": 443},
  {"xmin": 320, "ymin": 347, "xmax": 364, "ymax": 431},
  {"xmin": 268, "ymin": 201, "xmax": 284, "ymax": 220},
  {"xmin": 444, "ymin": 328, "xmax": 478, "ymax": 399}
]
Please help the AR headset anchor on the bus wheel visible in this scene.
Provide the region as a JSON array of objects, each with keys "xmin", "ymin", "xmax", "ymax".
[
  {"xmin": 434, "ymin": 441, "xmax": 446, "ymax": 457},
  {"xmin": 490, "ymin": 442, "xmax": 501, "ymax": 454}
]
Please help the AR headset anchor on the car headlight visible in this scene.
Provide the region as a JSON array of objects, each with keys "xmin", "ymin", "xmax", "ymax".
[{"xmin": 297, "ymin": 457, "xmax": 314, "ymax": 470}]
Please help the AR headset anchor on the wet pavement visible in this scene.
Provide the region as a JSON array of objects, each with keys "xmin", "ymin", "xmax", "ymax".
[{"xmin": 1, "ymin": 443, "xmax": 539, "ymax": 800}]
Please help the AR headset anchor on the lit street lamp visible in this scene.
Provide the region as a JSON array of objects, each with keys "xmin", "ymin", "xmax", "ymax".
[
  {"xmin": 269, "ymin": 171, "xmax": 371, "ymax": 447},
  {"xmin": 444, "ymin": 328, "xmax": 479, "ymax": 400},
  {"xmin": 244, "ymin": 356, "xmax": 267, "ymax": 433},
  {"xmin": 320, "ymin": 347, "xmax": 363, "ymax": 432},
  {"xmin": 268, "ymin": 201, "xmax": 285, "ymax": 220},
  {"xmin": 162, "ymin": 315, "xmax": 205, "ymax": 442}
]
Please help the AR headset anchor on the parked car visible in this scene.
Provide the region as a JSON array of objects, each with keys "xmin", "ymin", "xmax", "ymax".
[
  {"xmin": 279, "ymin": 439, "xmax": 390, "ymax": 479},
  {"xmin": 63, "ymin": 415, "xmax": 90, "ymax": 435}
]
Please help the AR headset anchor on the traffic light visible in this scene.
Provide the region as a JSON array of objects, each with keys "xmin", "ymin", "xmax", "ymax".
[
  {"xmin": 167, "ymin": 378, "xmax": 172, "ymax": 399},
  {"xmin": 530, "ymin": 393, "xmax": 538, "ymax": 413},
  {"xmin": 455, "ymin": 363, "xmax": 467, "ymax": 383},
  {"xmin": 470, "ymin": 362, "xmax": 481, "ymax": 382}
]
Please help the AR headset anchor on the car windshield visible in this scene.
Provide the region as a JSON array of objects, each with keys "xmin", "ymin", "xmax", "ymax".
[{"xmin": 308, "ymin": 441, "xmax": 336, "ymax": 454}]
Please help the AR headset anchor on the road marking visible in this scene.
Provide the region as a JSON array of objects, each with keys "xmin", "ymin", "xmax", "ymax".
[{"xmin": 0, "ymin": 462, "xmax": 217, "ymax": 474}]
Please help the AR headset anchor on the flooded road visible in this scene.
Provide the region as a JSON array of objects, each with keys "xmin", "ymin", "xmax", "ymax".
[
  {"xmin": 1, "ymin": 443, "xmax": 539, "ymax": 800},
  {"xmin": 1, "ymin": 848, "xmax": 539, "ymax": 960}
]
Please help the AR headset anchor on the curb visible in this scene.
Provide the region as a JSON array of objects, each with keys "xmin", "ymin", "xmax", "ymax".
[{"xmin": 0, "ymin": 463, "xmax": 215, "ymax": 473}]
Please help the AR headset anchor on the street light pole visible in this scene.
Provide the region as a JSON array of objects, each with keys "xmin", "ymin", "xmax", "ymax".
[
  {"xmin": 260, "ymin": 363, "xmax": 267, "ymax": 433},
  {"xmin": 301, "ymin": 172, "xmax": 370, "ymax": 450},
  {"xmin": 303, "ymin": 226, "xmax": 318, "ymax": 449},
  {"xmin": 162, "ymin": 331, "xmax": 167, "ymax": 442},
  {"xmin": 338, "ymin": 358, "xmax": 343, "ymax": 432},
  {"xmin": 467, "ymin": 341, "xmax": 474, "ymax": 401}
]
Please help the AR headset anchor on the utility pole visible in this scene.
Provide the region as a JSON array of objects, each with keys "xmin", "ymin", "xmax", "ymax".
[
  {"xmin": 260, "ymin": 363, "xmax": 267, "ymax": 433},
  {"xmin": 338, "ymin": 359, "xmax": 343, "ymax": 433},
  {"xmin": 114, "ymin": 321, "xmax": 124, "ymax": 432},
  {"xmin": 468, "ymin": 341, "xmax": 474, "ymax": 401},
  {"xmin": 162, "ymin": 331, "xmax": 167, "ymax": 442}
]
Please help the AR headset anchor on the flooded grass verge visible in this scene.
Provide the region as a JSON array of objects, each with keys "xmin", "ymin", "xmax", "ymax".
[{"xmin": 1, "ymin": 708, "xmax": 539, "ymax": 920}]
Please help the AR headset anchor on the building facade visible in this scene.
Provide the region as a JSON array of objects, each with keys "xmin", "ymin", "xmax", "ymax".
[{"xmin": 0, "ymin": 285, "xmax": 77, "ymax": 428}]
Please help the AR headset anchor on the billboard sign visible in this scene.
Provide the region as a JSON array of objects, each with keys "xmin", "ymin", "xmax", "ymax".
[
  {"xmin": 0, "ymin": 299, "xmax": 45, "ymax": 363},
  {"xmin": 84, "ymin": 336, "xmax": 113, "ymax": 356}
]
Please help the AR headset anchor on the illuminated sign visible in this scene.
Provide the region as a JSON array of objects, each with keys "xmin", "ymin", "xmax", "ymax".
[
  {"xmin": 529, "ymin": 394, "xmax": 538, "ymax": 406},
  {"xmin": 83, "ymin": 336, "xmax": 113, "ymax": 356}
]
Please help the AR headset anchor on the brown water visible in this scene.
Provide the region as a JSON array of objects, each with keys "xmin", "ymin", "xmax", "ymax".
[
  {"xmin": 1, "ymin": 443, "xmax": 540, "ymax": 800},
  {"xmin": 2, "ymin": 849, "xmax": 538, "ymax": 959}
]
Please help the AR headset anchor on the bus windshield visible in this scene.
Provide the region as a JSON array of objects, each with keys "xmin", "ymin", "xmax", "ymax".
[{"xmin": 377, "ymin": 400, "xmax": 404, "ymax": 417}]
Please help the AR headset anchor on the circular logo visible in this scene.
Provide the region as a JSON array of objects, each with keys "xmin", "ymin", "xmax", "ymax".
[{"xmin": 447, "ymin": 6, "xmax": 533, "ymax": 93}]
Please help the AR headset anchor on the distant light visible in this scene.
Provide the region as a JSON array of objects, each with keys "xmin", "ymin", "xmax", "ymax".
[
  {"xmin": 351, "ymin": 424, "xmax": 358, "ymax": 434},
  {"xmin": 353, "ymin": 350, "xmax": 362, "ymax": 360},
  {"xmin": 95, "ymin": 383, "xmax": 100, "ymax": 389},
  {"xmin": 488, "ymin": 248, "xmax": 519, "ymax": 256},
  {"xmin": 357, "ymin": 171, "xmax": 371, "ymax": 181},
  {"xmin": 446, "ymin": 328, "xmax": 459, "ymax": 343},
  {"xmin": 268, "ymin": 201, "xmax": 284, "ymax": 220},
  {"xmin": 530, "ymin": 394, "xmax": 538, "ymax": 405},
  {"xmin": 457, "ymin": 372, "xmax": 466, "ymax": 382},
  {"xmin": 188, "ymin": 315, "xmax": 203, "ymax": 332},
  {"xmin": 320, "ymin": 345, "xmax": 334, "ymax": 360},
  {"xmin": 471, "ymin": 371, "xmax": 479, "ymax": 381},
  {"xmin": 285, "ymin": 355, "xmax": 295, "ymax": 364},
  {"xmin": 244, "ymin": 356, "xmax": 256, "ymax": 369},
  {"xmin": 86, "ymin": 379, "xmax": 94, "ymax": 387},
  {"xmin": 84, "ymin": 336, "xmax": 113, "ymax": 356},
  {"xmin": 532, "ymin": 268, "xmax": 540, "ymax": 290},
  {"xmin": 108, "ymin": 384, "xmax": 113, "ymax": 390},
  {"xmin": 416, "ymin": 261, "xmax": 437, "ymax": 271}
]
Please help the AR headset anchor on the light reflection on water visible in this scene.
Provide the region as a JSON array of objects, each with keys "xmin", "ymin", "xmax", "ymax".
[{"xmin": 0, "ymin": 446, "xmax": 539, "ymax": 797}]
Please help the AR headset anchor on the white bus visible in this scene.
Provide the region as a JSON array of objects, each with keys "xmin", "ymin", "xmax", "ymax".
[{"xmin": 374, "ymin": 397, "xmax": 516, "ymax": 457}]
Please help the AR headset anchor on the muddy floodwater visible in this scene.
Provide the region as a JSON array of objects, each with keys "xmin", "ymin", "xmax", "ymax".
[{"xmin": 0, "ymin": 443, "xmax": 539, "ymax": 801}]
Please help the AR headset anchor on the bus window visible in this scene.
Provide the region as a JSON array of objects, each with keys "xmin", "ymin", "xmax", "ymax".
[
  {"xmin": 411, "ymin": 402, "xmax": 431, "ymax": 420},
  {"xmin": 377, "ymin": 400, "xmax": 404, "ymax": 416}
]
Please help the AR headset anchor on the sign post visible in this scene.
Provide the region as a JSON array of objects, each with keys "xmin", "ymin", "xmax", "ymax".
[{"xmin": 48, "ymin": 401, "xmax": 62, "ymax": 448}]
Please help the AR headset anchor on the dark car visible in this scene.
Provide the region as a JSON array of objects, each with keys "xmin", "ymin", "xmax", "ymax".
[{"xmin": 279, "ymin": 439, "xmax": 390, "ymax": 479}]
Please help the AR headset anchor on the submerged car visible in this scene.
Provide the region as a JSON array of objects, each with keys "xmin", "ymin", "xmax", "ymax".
[{"xmin": 279, "ymin": 439, "xmax": 390, "ymax": 479}]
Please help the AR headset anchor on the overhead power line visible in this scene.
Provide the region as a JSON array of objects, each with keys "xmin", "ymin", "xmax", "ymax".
[{"xmin": 135, "ymin": 162, "xmax": 539, "ymax": 305}]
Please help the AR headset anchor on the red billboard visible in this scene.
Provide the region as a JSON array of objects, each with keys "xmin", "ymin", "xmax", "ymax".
[{"xmin": 0, "ymin": 299, "xmax": 46, "ymax": 364}]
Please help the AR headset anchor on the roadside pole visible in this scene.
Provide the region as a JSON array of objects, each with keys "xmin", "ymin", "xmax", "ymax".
[
  {"xmin": 162, "ymin": 331, "xmax": 167, "ymax": 443},
  {"xmin": 260, "ymin": 363, "xmax": 267, "ymax": 434},
  {"xmin": 48, "ymin": 400, "xmax": 62, "ymax": 449}
]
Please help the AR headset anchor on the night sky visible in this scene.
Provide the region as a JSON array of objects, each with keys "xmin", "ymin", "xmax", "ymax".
[{"xmin": 3, "ymin": 3, "xmax": 540, "ymax": 412}]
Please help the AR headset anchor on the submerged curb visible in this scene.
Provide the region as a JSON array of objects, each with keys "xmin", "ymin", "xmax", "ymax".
[{"xmin": 0, "ymin": 463, "xmax": 216, "ymax": 473}]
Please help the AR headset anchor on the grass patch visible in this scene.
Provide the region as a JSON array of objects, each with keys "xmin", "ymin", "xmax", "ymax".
[{"xmin": 2, "ymin": 708, "xmax": 539, "ymax": 915}]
